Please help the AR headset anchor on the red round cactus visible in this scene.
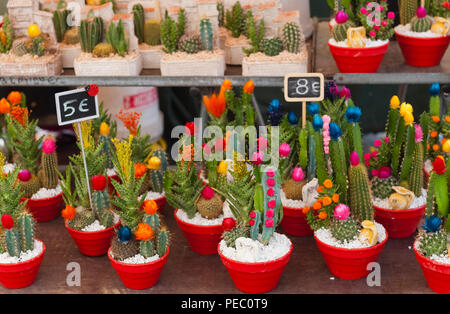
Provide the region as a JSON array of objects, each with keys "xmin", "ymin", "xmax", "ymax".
[
  {"xmin": 222, "ymin": 217, "xmax": 236, "ymax": 231},
  {"xmin": 42, "ymin": 137, "xmax": 56, "ymax": 154},
  {"xmin": 18, "ymin": 169, "xmax": 31, "ymax": 182},
  {"xmin": 201, "ymin": 186, "xmax": 214, "ymax": 200},
  {"xmin": 91, "ymin": 174, "xmax": 107, "ymax": 191},
  {"xmin": 1, "ymin": 214, "xmax": 14, "ymax": 229}
]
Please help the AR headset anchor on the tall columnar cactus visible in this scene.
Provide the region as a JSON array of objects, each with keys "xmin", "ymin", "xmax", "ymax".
[
  {"xmin": 106, "ymin": 20, "xmax": 128, "ymax": 57},
  {"xmin": 399, "ymin": 124, "xmax": 416, "ymax": 182},
  {"xmin": 148, "ymin": 149, "xmax": 167, "ymax": 193},
  {"xmin": 0, "ymin": 15, "xmax": 13, "ymax": 53},
  {"xmin": 391, "ymin": 113, "xmax": 406, "ymax": 176},
  {"xmin": 228, "ymin": 2, "xmax": 244, "ymax": 38},
  {"xmin": 349, "ymin": 153, "xmax": 374, "ymax": 222},
  {"xmin": 298, "ymin": 128, "xmax": 308, "ymax": 171},
  {"xmin": 16, "ymin": 212, "xmax": 35, "ymax": 252},
  {"xmin": 200, "ymin": 18, "xmax": 213, "ymax": 51},
  {"xmin": 53, "ymin": 9, "xmax": 70, "ymax": 43},
  {"xmin": 140, "ymin": 239, "xmax": 155, "ymax": 258},
  {"xmin": 310, "ymin": 122, "xmax": 328, "ymax": 184},
  {"xmin": 217, "ymin": 1, "xmax": 225, "ymax": 27},
  {"xmin": 144, "ymin": 21, "xmax": 161, "ymax": 46},
  {"xmin": 242, "ymin": 15, "xmax": 264, "ymax": 55},
  {"xmin": 132, "ymin": 3, "xmax": 145, "ymax": 44},
  {"xmin": 282, "ymin": 22, "xmax": 303, "ymax": 53},
  {"xmin": 260, "ymin": 169, "xmax": 282, "ymax": 245},
  {"xmin": 399, "ymin": 0, "xmax": 419, "ymax": 25},
  {"xmin": 329, "ymin": 123, "xmax": 348, "ymax": 204},
  {"xmin": 79, "ymin": 17, "xmax": 104, "ymax": 53},
  {"xmin": 39, "ymin": 137, "xmax": 59, "ymax": 189},
  {"xmin": 156, "ymin": 227, "xmax": 170, "ymax": 257},
  {"xmin": 161, "ymin": 9, "xmax": 185, "ymax": 53},
  {"xmin": 345, "ymin": 105, "xmax": 363, "ymax": 161},
  {"xmin": 409, "ymin": 140, "xmax": 424, "ymax": 197}
]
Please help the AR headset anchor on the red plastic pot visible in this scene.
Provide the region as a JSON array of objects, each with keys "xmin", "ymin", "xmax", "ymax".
[
  {"xmin": 314, "ymin": 231, "xmax": 388, "ymax": 280},
  {"xmin": 374, "ymin": 204, "xmax": 425, "ymax": 239},
  {"xmin": 0, "ymin": 239, "xmax": 46, "ymax": 289},
  {"xmin": 328, "ymin": 41, "xmax": 389, "ymax": 73},
  {"xmin": 153, "ymin": 195, "xmax": 167, "ymax": 211},
  {"xmin": 108, "ymin": 247, "xmax": 170, "ymax": 290},
  {"xmin": 218, "ymin": 243, "xmax": 293, "ymax": 293},
  {"xmin": 174, "ymin": 209, "xmax": 223, "ymax": 255},
  {"xmin": 396, "ymin": 32, "xmax": 450, "ymax": 67},
  {"xmin": 414, "ymin": 240, "xmax": 450, "ymax": 294},
  {"xmin": 21, "ymin": 192, "xmax": 64, "ymax": 222},
  {"xmin": 281, "ymin": 206, "xmax": 313, "ymax": 237},
  {"xmin": 65, "ymin": 220, "xmax": 120, "ymax": 256}
]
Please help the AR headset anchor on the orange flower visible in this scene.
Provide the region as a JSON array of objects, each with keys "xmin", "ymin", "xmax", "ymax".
[
  {"xmin": 143, "ymin": 200, "xmax": 158, "ymax": 215},
  {"xmin": 445, "ymin": 116, "xmax": 450, "ymax": 123},
  {"xmin": 317, "ymin": 198, "xmax": 323, "ymax": 204},
  {"xmin": 322, "ymin": 196, "xmax": 332, "ymax": 206},
  {"xmin": 61, "ymin": 205, "xmax": 76, "ymax": 220},
  {"xmin": 432, "ymin": 115, "xmax": 440, "ymax": 123},
  {"xmin": 317, "ymin": 186, "xmax": 324, "ymax": 193},
  {"xmin": 203, "ymin": 89, "xmax": 226, "ymax": 118},
  {"xmin": 135, "ymin": 223, "xmax": 155, "ymax": 241},
  {"xmin": 313, "ymin": 202, "xmax": 322, "ymax": 210},
  {"xmin": 302, "ymin": 206, "xmax": 310, "ymax": 215},
  {"xmin": 116, "ymin": 109, "xmax": 142, "ymax": 136},
  {"xmin": 318, "ymin": 212, "xmax": 327, "ymax": 219},
  {"xmin": 243, "ymin": 80, "xmax": 255, "ymax": 94},
  {"xmin": 323, "ymin": 179, "xmax": 333, "ymax": 189},
  {"xmin": 221, "ymin": 79, "xmax": 232, "ymax": 92},
  {"xmin": 433, "ymin": 144, "xmax": 440, "ymax": 151},
  {"xmin": 9, "ymin": 104, "xmax": 28, "ymax": 126},
  {"xmin": 7, "ymin": 91, "xmax": 21, "ymax": 105},
  {"xmin": 442, "ymin": 138, "xmax": 448, "ymax": 145},
  {"xmin": 332, "ymin": 193, "xmax": 339, "ymax": 203},
  {"xmin": 0, "ymin": 98, "xmax": 10, "ymax": 114},
  {"xmin": 431, "ymin": 131, "xmax": 438, "ymax": 138},
  {"xmin": 427, "ymin": 144, "xmax": 431, "ymax": 150},
  {"xmin": 134, "ymin": 163, "xmax": 147, "ymax": 178}
]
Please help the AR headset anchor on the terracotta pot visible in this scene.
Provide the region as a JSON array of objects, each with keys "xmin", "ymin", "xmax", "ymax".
[
  {"xmin": 281, "ymin": 206, "xmax": 313, "ymax": 236},
  {"xmin": 174, "ymin": 209, "xmax": 223, "ymax": 255},
  {"xmin": 414, "ymin": 240, "xmax": 450, "ymax": 294},
  {"xmin": 0, "ymin": 239, "xmax": 46, "ymax": 289},
  {"xmin": 374, "ymin": 204, "xmax": 425, "ymax": 238},
  {"xmin": 21, "ymin": 192, "xmax": 64, "ymax": 222},
  {"xmin": 65, "ymin": 220, "xmax": 120, "ymax": 256},
  {"xmin": 108, "ymin": 247, "xmax": 170, "ymax": 290},
  {"xmin": 328, "ymin": 41, "xmax": 389, "ymax": 73},
  {"xmin": 314, "ymin": 231, "xmax": 388, "ymax": 279},
  {"xmin": 218, "ymin": 243, "xmax": 293, "ymax": 293},
  {"xmin": 396, "ymin": 32, "xmax": 450, "ymax": 67}
]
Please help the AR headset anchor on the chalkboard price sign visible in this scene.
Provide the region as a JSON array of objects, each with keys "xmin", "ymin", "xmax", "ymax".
[
  {"xmin": 55, "ymin": 88, "xmax": 99, "ymax": 126},
  {"xmin": 284, "ymin": 73, "xmax": 325, "ymax": 102}
]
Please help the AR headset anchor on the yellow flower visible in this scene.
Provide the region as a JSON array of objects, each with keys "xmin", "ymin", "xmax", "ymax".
[
  {"xmin": 217, "ymin": 161, "xmax": 227, "ymax": 175},
  {"xmin": 27, "ymin": 24, "xmax": 41, "ymax": 38},
  {"xmin": 403, "ymin": 111, "xmax": 414, "ymax": 126},
  {"xmin": 443, "ymin": 139, "xmax": 450, "ymax": 153},
  {"xmin": 147, "ymin": 156, "xmax": 161, "ymax": 170},
  {"xmin": 390, "ymin": 95, "xmax": 400, "ymax": 109},
  {"xmin": 399, "ymin": 102, "xmax": 413, "ymax": 117},
  {"xmin": 99, "ymin": 122, "xmax": 110, "ymax": 136}
]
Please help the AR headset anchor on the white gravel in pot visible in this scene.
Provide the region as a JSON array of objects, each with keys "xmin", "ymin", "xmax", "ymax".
[
  {"xmin": 81, "ymin": 214, "xmax": 119, "ymax": 232},
  {"xmin": 176, "ymin": 201, "xmax": 234, "ymax": 225},
  {"xmin": 219, "ymin": 232, "xmax": 291, "ymax": 263},
  {"xmin": 329, "ymin": 38, "xmax": 389, "ymax": 48},
  {"xmin": 414, "ymin": 239, "xmax": 450, "ymax": 264},
  {"xmin": 281, "ymin": 178, "xmax": 319, "ymax": 208},
  {"xmin": 372, "ymin": 188, "xmax": 427, "ymax": 210},
  {"xmin": 31, "ymin": 184, "xmax": 62, "ymax": 199},
  {"xmin": 0, "ymin": 240, "xmax": 43, "ymax": 264},
  {"xmin": 315, "ymin": 222, "xmax": 387, "ymax": 249},
  {"xmin": 2, "ymin": 163, "xmax": 16, "ymax": 174},
  {"xmin": 395, "ymin": 24, "xmax": 448, "ymax": 38},
  {"xmin": 111, "ymin": 252, "xmax": 161, "ymax": 264}
]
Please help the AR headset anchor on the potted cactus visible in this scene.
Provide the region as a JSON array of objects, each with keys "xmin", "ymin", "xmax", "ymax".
[
  {"xmin": 61, "ymin": 122, "xmax": 120, "ymax": 256},
  {"xmin": 414, "ymin": 155, "xmax": 450, "ymax": 294},
  {"xmin": 131, "ymin": 3, "xmax": 163, "ymax": 69},
  {"xmin": 0, "ymin": 17, "xmax": 62, "ymax": 76},
  {"xmin": 73, "ymin": 16, "xmax": 143, "ymax": 76},
  {"xmin": 53, "ymin": 8, "xmax": 81, "ymax": 68},
  {"xmin": 160, "ymin": 9, "xmax": 225, "ymax": 76},
  {"xmin": 5, "ymin": 106, "xmax": 64, "ymax": 222},
  {"xmin": 242, "ymin": 19, "xmax": 308, "ymax": 76},
  {"xmin": 328, "ymin": 1, "xmax": 395, "ymax": 72},
  {"xmin": 107, "ymin": 136, "xmax": 170, "ymax": 290},
  {"xmin": 0, "ymin": 161, "xmax": 45, "ymax": 289},
  {"xmin": 216, "ymin": 158, "xmax": 292, "ymax": 293},
  {"xmin": 366, "ymin": 96, "xmax": 427, "ymax": 238},
  {"xmin": 395, "ymin": 1, "xmax": 449, "ymax": 67}
]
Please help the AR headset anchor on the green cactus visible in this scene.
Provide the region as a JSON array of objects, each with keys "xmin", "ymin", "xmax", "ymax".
[
  {"xmin": 79, "ymin": 17, "xmax": 104, "ymax": 53},
  {"xmin": 409, "ymin": 142, "xmax": 424, "ymax": 197},
  {"xmin": 419, "ymin": 112, "xmax": 430, "ymax": 160},
  {"xmin": 160, "ymin": 9, "xmax": 185, "ymax": 53},
  {"xmin": 282, "ymin": 22, "xmax": 304, "ymax": 53},
  {"xmin": 349, "ymin": 163, "xmax": 373, "ymax": 222},
  {"xmin": 178, "ymin": 35, "xmax": 201, "ymax": 54},
  {"xmin": 399, "ymin": 0, "xmax": 419, "ymax": 25},
  {"xmin": 249, "ymin": 210, "xmax": 261, "ymax": 241},
  {"xmin": 217, "ymin": 1, "xmax": 225, "ymax": 27},
  {"xmin": 223, "ymin": 224, "xmax": 250, "ymax": 248},
  {"xmin": 260, "ymin": 38, "xmax": 283, "ymax": 56},
  {"xmin": 92, "ymin": 190, "xmax": 109, "ymax": 218},
  {"xmin": 331, "ymin": 20, "xmax": 354, "ymax": 42},
  {"xmin": 298, "ymin": 128, "xmax": 308, "ymax": 170},
  {"xmin": 132, "ymin": 3, "xmax": 145, "ymax": 44},
  {"xmin": 196, "ymin": 193, "xmax": 223, "ymax": 219},
  {"xmin": 228, "ymin": 2, "xmax": 244, "ymax": 38},
  {"xmin": 139, "ymin": 239, "xmax": 155, "ymax": 258},
  {"xmin": 330, "ymin": 216, "xmax": 359, "ymax": 243},
  {"xmin": 330, "ymin": 138, "xmax": 348, "ymax": 204},
  {"xmin": 16, "ymin": 212, "xmax": 35, "ymax": 252},
  {"xmin": 63, "ymin": 28, "xmax": 80, "ymax": 45},
  {"xmin": 100, "ymin": 209, "xmax": 115, "ymax": 228},
  {"xmin": 143, "ymin": 213, "xmax": 160, "ymax": 231},
  {"xmin": 67, "ymin": 209, "xmax": 95, "ymax": 230},
  {"xmin": 110, "ymin": 235, "xmax": 139, "ymax": 260},
  {"xmin": 419, "ymin": 229, "xmax": 447, "ymax": 257},
  {"xmin": 29, "ymin": 36, "xmax": 45, "ymax": 57},
  {"xmin": 156, "ymin": 227, "xmax": 170, "ymax": 257},
  {"xmin": 307, "ymin": 133, "xmax": 316, "ymax": 181},
  {"xmin": 12, "ymin": 38, "xmax": 28, "ymax": 56},
  {"xmin": 18, "ymin": 174, "xmax": 40, "ymax": 199},
  {"xmin": 399, "ymin": 125, "xmax": 416, "ymax": 181},
  {"xmin": 242, "ymin": 15, "xmax": 264, "ymax": 55},
  {"xmin": 200, "ymin": 18, "xmax": 214, "ymax": 51},
  {"xmin": 0, "ymin": 15, "xmax": 13, "ymax": 53},
  {"xmin": 92, "ymin": 42, "xmax": 114, "ymax": 57},
  {"xmin": 144, "ymin": 20, "xmax": 161, "ymax": 46},
  {"xmin": 391, "ymin": 117, "xmax": 406, "ymax": 176},
  {"xmin": 39, "ymin": 150, "xmax": 58, "ymax": 190},
  {"xmin": 410, "ymin": 14, "xmax": 434, "ymax": 32},
  {"xmin": 371, "ymin": 176, "xmax": 398, "ymax": 199},
  {"xmin": 348, "ymin": 121, "xmax": 363, "ymax": 162},
  {"xmin": 106, "ymin": 20, "xmax": 128, "ymax": 57},
  {"xmin": 98, "ymin": 134, "xmax": 114, "ymax": 169},
  {"xmin": 53, "ymin": 9, "xmax": 70, "ymax": 43},
  {"xmin": 260, "ymin": 169, "xmax": 282, "ymax": 245},
  {"xmin": 5, "ymin": 229, "xmax": 21, "ymax": 257}
]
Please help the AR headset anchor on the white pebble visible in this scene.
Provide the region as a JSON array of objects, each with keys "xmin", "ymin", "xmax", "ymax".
[
  {"xmin": 31, "ymin": 184, "xmax": 62, "ymax": 199},
  {"xmin": 107, "ymin": 168, "xmax": 117, "ymax": 177},
  {"xmin": 328, "ymin": 38, "xmax": 389, "ymax": 48},
  {"xmin": 315, "ymin": 222, "xmax": 387, "ymax": 249},
  {"xmin": 2, "ymin": 163, "xmax": 16, "ymax": 174},
  {"xmin": 219, "ymin": 232, "xmax": 292, "ymax": 263},
  {"xmin": 143, "ymin": 191, "xmax": 165, "ymax": 200},
  {"xmin": 395, "ymin": 24, "xmax": 448, "ymax": 38},
  {"xmin": 81, "ymin": 214, "xmax": 119, "ymax": 232},
  {"xmin": 113, "ymin": 253, "xmax": 160, "ymax": 264},
  {"xmin": 372, "ymin": 188, "xmax": 427, "ymax": 210},
  {"xmin": 0, "ymin": 240, "xmax": 43, "ymax": 264}
]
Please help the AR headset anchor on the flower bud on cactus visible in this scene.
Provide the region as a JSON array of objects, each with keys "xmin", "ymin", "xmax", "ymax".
[
  {"xmin": 279, "ymin": 142, "xmax": 291, "ymax": 158},
  {"xmin": 333, "ymin": 203, "xmax": 350, "ymax": 220},
  {"xmin": 410, "ymin": 7, "xmax": 433, "ymax": 32},
  {"xmin": 92, "ymin": 174, "xmax": 107, "ymax": 191},
  {"xmin": 1, "ymin": 214, "xmax": 14, "ymax": 229},
  {"xmin": 40, "ymin": 137, "xmax": 58, "ymax": 189},
  {"xmin": 18, "ymin": 169, "xmax": 31, "ymax": 182}
]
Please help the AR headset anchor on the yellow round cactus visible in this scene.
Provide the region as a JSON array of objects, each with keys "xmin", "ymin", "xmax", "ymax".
[
  {"xmin": 147, "ymin": 156, "xmax": 161, "ymax": 170},
  {"xmin": 217, "ymin": 161, "xmax": 227, "ymax": 175},
  {"xmin": 28, "ymin": 24, "xmax": 41, "ymax": 38},
  {"xmin": 99, "ymin": 122, "xmax": 110, "ymax": 136},
  {"xmin": 390, "ymin": 95, "xmax": 400, "ymax": 109}
]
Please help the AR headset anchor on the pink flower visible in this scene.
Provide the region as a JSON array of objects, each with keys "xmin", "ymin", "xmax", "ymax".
[
  {"xmin": 333, "ymin": 204, "xmax": 350, "ymax": 221},
  {"xmin": 265, "ymin": 219, "xmax": 274, "ymax": 228},
  {"xmin": 18, "ymin": 169, "xmax": 31, "ymax": 182},
  {"xmin": 383, "ymin": 137, "xmax": 390, "ymax": 143},
  {"xmin": 381, "ymin": 20, "xmax": 387, "ymax": 27},
  {"xmin": 249, "ymin": 220, "xmax": 255, "ymax": 226},
  {"xmin": 374, "ymin": 25, "xmax": 380, "ymax": 30},
  {"xmin": 292, "ymin": 167, "xmax": 305, "ymax": 182},
  {"xmin": 279, "ymin": 142, "xmax": 291, "ymax": 158},
  {"xmin": 266, "ymin": 178, "xmax": 275, "ymax": 187},
  {"xmin": 42, "ymin": 137, "xmax": 56, "ymax": 154},
  {"xmin": 266, "ymin": 209, "xmax": 274, "ymax": 217},
  {"xmin": 360, "ymin": 7, "xmax": 367, "ymax": 15},
  {"xmin": 415, "ymin": 124, "xmax": 423, "ymax": 143},
  {"xmin": 322, "ymin": 115, "xmax": 331, "ymax": 124},
  {"xmin": 387, "ymin": 11, "xmax": 395, "ymax": 19},
  {"xmin": 371, "ymin": 151, "xmax": 379, "ymax": 158},
  {"xmin": 266, "ymin": 168, "xmax": 275, "ymax": 177},
  {"xmin": 374, "ymin": 18, "xmax": 380, "ymax": 24},
  {"xmin": 251, "ymin": 151, "xmax": 264, "ymax": 165},
  {"xmin": 369, "ymin": 30, "xmax": 376, "ymax": 37},
  {"xmin": 378, "ymin": 166, "xmax": 391, "ymax": 179},
  {"xmin": 377, "ymin": 6, "xmax": 384, "ymax": 12},
  {"xmin": 202, "ymin": 186, "xmax": 214, "ymax": 200},
  {"xmin": 373, "ymin": 139, "xmax": 382, "ymax": 148},
  {"xmin": 267, "ymin": 188, "xmax": 274, "ymax": 197},
  {"xmin": 364, "ymin": 153, "xmax": 371, "ymax": 161},
  {"xmin": 371, "ymin": 169, "xmax": 379, "ymax": 177},
  {"xmin": 350, "ymin": 152, "xmax": 359, "ymax": 166},
  {"xmin": 258, "ymin": 137, "xmax": 268, "ymax": 151},
  {"xmin": 250, "ymin": 211, "xmax": 256, "ymax": 218},
  {"xmin": 267, "ymin": 200, "xmax": 276, "ymax": 208}
]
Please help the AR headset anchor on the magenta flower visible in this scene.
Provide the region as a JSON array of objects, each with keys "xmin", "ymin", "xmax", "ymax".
[
  {"xmin": 339, "ymin": 87, "xmax": 351, "ymax": 99},
  {"xmin": 333, "ymin": 204, "xmax": 350, "ymax": 221},
  {"xmin": 415, "ymin": 124, "xmax": 423, "ymax": 143},
  {"xmin": 360, "ymin": 7, "xmax": 367, "ymax": 15},
  {"xmin": 416, "ymin": 7, "xmax": 427, "ymax": 18},
  {"xmin": 266, "ymin": 209, "xmax": 274, "ymax": 218},
  {"xmin": 373, "ymin": 139, "xmax": 382, "ymax": 148},
  {"xmin": 267, "ymin": 199, "xmax": 276, "ymax": 209},
  {"xmin": 371, "ymin": 151, "xmax": 379, "ymax": 158},
  {"xmin": 258, "ymin": 136, "xmax": 268, "ymax": 151},
  {"xmin": 369, "ymin": 30, "xmax": 376, "ymax": 37},
  {"xmin": 374, "ymin": 25, "xmax": 380, "ymax": 30},
  {"xmin": 265, "ymin": 219, "xmax": 274, "ymax": 228},
  {"xmin": 335, "ymin": 10, "xmax": 348, "ymax": 24},
  {"xmin": 371, "ymin": 169, "xmax": 379, "ymax": 177},
  {"xmin": 364, "ymin": 152, "xmax": 371, "ymax": 161},
  {"xmin": 378, "ymin": 166, "xmax": 391, "ymax": 179},
  {"xmin": 292, "ymin": 167, "xmax": 305, "ymax": 182},
  {"xmin": 279, "ymin": 142, "xmax": 291, "ymax": 158},
  {"xmin": 266, "ymin": 178, "xmax": 275, "ymax": 187},
  {"xmin": 42, "ymin": 137, "xmax": 56, "ymax": 154},
  {"xmin": 266, "ymin": 168, "xmax": 275, "ymax": 177},
  {"xmin": 18, "ymin": 169, "xmax": 31, "ymax": 182},
  {"xmin": 387, "ymin": 11, "xmax": 395, "ymax": 19},
  {"xmin": 350, "ymin": 152, "xmax": 359, "ymax": 166},
  {"xmin": 383, "ymin": 136, "xmax": 390, "ymax": 143},
  {"xmin": 381, "ymin": 20, "xmax": 387, "ymax": 27},
  {"xmin": 267, "ymin": 188, "xmax": 274, "ymax": 197},
  {"xmin": 249, "ymin": 211, "xmax": 256, "ymax": 219}
]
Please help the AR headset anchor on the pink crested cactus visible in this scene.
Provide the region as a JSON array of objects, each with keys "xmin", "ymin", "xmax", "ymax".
[
  {"xmin": 201, "ymin": 186, "xmax": 215, "ymax": 200},
  {"xmin": 415, "ymin": 124, "xmax": 423, "ymax": 143},
  {"xmin": 292, "ymin": 167, "xmax": 305, "ymax": 182},
  {"xmin": 416, "ymin": 7, "xmax": 427, "ymax": 18},
  {"xmin": 18, "ymin": 169, "xmax": 31, "ymax": 182},
  {"xmin": 333, "ymin": 204, "xmax": 350, "ymax": 220},
  {"xmin": 42, "ymin": 137, "xmax": 56, "ymax": 154},
  {"xmin": 335, "ymin": 10, "xmax": 348, "ymax": 24},
  {"xmin": 350, "ymin": 152, "xmax": 360, "ymax": 166}
]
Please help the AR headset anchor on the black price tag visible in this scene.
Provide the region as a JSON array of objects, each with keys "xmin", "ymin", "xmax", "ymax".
[
  {"xmin": 284, "ymin": 73, "xmax": 325, "ymax": 102},
  {"xmin": 55, "ymin": 88, "xmax": 99, "ymax": 126}
]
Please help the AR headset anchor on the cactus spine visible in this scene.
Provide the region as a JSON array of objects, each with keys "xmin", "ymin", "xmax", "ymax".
[
  {"xmin": 200, "ymin": 18, "xmax": 213, "ymax": 51},
  {"xmin": 330, "ymin": 216, "xmax": 359, "ymax": 243},
  {"xmin": 178, "ymin": 35, "xmax": 201, "ymax": 54},
  {"xmin": 106, "ymin": 20, "xmax": 128, "ymax": 57},
  {"xmin": 419, "ymin": 229, "xmax": 447, "ymax": 257},
  {"xmin": 349, "ymin": 163, "xmax": 373, "ymax": 222},
  {"xmin": 100, "ymin": 210, "xmax": 115, "ymax": 228},
  {"xmin": 19, "ymin": 174, "xmax": 40, "ymax": 199},
  {"xmin": 140, "ymin": 239, "xmax": 155, "ymax": 258},
  {"xmin": 332, "ymin": 20, "xmax": 354, "ymax": 42},
  {"xmin": 399, "ymin": 0, "xmax": 419, "ymax": 25},
  {"xmin": 225, "ymin": 224, "xmax": 250, "ymax": 247},
  {"xmin": 132, "ymin": 3, "xmax": 145, "ymax": 44},
  {"xmin": 260, "ymin": 37, "xmax": 283, "ymax": 56},
  {"xmin": 282, "ymin": 22, "xmax": 304, "ymax": 53},
  {"xmin": 79, "ymin": 17, "xmax": 104, "ymax": 53},
  {"xmin": 17, "ymin": 212, "xmax": 35, "ymax": 251}
]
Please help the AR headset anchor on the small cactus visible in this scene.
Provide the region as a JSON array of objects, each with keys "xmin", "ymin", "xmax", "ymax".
[
  {"xmin": 178, "ymin": 35, "xmax": 202, "ymax": 54},
  {"xmin": 110, "ymin": 234, "xmax": 140, "ymax": 260},
  {"xmin": 143, "ymin": 212, "xmax": 160, "ymax": 231},
  {"xmin": 53, "ymin": 9, "xmax": 69, "ymax": 43},
  {"xmin": 282, "ymin": 22, "xmax": 304, "ymax": 53},
  {"xmin": 200, "ymin": 18, "xmax": 213, "ymax": 51},
  {"xmin": 260, "ymin": 37, "xmax": 283, "ymax": 56},
  {"xmin": 330, "ymin": 216, "xmax": 359, "ymax": 243},
  {"xmin": 332, "ymin": 21, "xmax": 355, "ymax": 42},
  {"xmin": 222, "ymin": 224, "xmax": 249, "ymax": 248},
  {"xmin": 410, "ymin": 7, "xmax": 434, "ymax": 32},
  {"xmin": 0, "ymin": 15, "xmax": 13, "ymax": 53},
  {"xmin": 349, "ymin": 153, "xmax": 373, "ymax": 222},
  {"xmin": 106, "ymin": 20, "xmax": 128, "ymax": 57},
  {"xmin": 100, "ymin": 209, "xmax": 115, "ymax": 228},
  {"xmin": 18, "ymin": 171, "xmax": 40, "ymax": 199},
  {"xmin": 63, "ymin": 28, "xmax": 79, "ymax": 45},
  {"xmin": 132, "ymin": 3, "xmax": 145, "ymax": 44},
  {"xmin": 156, "ymin": 227, "xmax": 170, "ymax": 257},
  {"xmin": 16, "ymin": 212, "xmax": 35, "ymax": 252},
  {"xmin": 418, "ymin": 229, "xmax": 447, "ymax": 257},
  {"xmin": 371, "ymin": 176, "xmax": 398, "ymax": 199},
  {"xmin": 79, "ymin": 17, "xmax": 104, "ymax": 53},
  {"xmin": 12, "ymin": 38, "xmax": 29, "ymax": 56},
  {"xmin": 5, "ymin": 229, "xmax": 21, "ymax": 257},
  {"xmin": 139, "ymin": 239, "xmax": 155, "ymax": 258},
  {"xmin": 39, "ymin": 137, "xmax": 58, "ymax": 189},
  {"xmin": 92, "ymin": 42, "xmax": 114, "ymax": 57},
  {"xmin": 217, "ymin": 2, "xmax": 225, "ymax": 28},
  {"xmin": 196, "ymin": 186, "xmax": 223, "ymax": 219}
]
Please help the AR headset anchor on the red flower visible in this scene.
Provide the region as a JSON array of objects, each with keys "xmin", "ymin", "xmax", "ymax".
[
  {"xmin": 1, "ymin": 214, "xmax": 14, "ymax": 229},
  {"xmin": 222, "ymin": 217, "xmax": 236, "ymax": 231},
  {"xmin": 86, "ymin": 84, "xmax": 99, "ymax": 97},
  {"xmin": 201, "ymin": 186, "xmax": 214, "ymax": 200},
  {"xmin": 433, "ymin": 156, "xmax": 446, "ymax": 175},
  {"xmin": 185, "ymin": 122, "xmax": 196, "ymax": 136},
  {"xmin": 91, "ymin": 174, "xmax": 107, "ymax": 191}
]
